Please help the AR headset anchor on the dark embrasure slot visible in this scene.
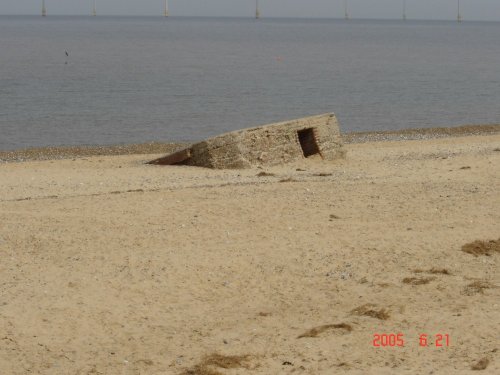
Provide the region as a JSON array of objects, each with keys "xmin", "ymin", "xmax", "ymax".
[{"xmin": 297, "ymin": 128, "xmax": 321, "ymax": 158}]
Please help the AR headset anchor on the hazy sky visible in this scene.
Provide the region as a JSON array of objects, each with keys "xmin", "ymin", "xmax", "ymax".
[{"xmin": 1, "ymin": 1, "xmax": 500, "ymax": 21}]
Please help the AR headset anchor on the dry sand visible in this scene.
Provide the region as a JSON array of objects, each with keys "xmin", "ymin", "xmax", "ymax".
[{"xmin": 0, "ymin": 133, "xmax": 499, "ymax": 374}]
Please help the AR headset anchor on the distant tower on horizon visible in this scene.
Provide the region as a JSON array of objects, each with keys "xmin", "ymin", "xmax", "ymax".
[
  {"xmin": 457, "ymin": 0, "xmax": 462, "ymax": 22},
  {"xmin": 42, "ymin": 0, "xmax": 46, "ymax": 16},
  {"xmin": 164, "ymin": 0, "xmax": 169, "ymax": 17},
  {"xmin": 344, "ymin": 0, "xmax": 350, "ymax": 20},
  {"xmin": 255, "ymin": 0, "xmax": 260, "ymax": 19},
  {"xmin": 92, "ymin": 0, "xmax": 97, "ymax": 16},
  {"xmin": 403, "ymin": 0, "xmax": 407, "ymax": 21}
]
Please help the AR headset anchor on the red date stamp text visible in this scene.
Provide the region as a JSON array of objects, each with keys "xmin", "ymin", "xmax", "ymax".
[{"xmin": 373, "ymin": 333, "xmax": 450, "ymax": 347}]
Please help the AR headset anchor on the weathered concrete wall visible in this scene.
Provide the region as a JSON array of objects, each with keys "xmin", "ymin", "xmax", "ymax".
[{"xmin": 149, "ymin": 113, "xmax": 344, "ymax": 169}]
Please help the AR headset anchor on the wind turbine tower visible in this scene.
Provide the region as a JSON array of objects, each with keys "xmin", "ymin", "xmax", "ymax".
[
  {"xmin": 344, "ymin": 0, "xmax": 350, "ymax": 20},
  {"xmin": 92, "ymin": 0, "xmax": 97, "ymax": 16},
  {"xmin": 256, "ymin": 0, "xmax": 260, "ymax": 19},
  {"xmin": 164, "ymin": 0, "xmax": 169, "ymax": 17},
  {"xmin": 403, "ymin": 0, "xmax": 407, "ymax": 21},
  {"xmin": 457, "ymin": 0, "xmax": 462, "ymax": 22},
  {"xmin": 42, "ymin": 0, "xmax": 47, "ymax": 16}
]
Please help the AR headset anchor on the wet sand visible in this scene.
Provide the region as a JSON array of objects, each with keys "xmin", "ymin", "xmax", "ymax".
[{"xmin": 0, "ymin": 129, "xmax": 499, "ymax": 374}]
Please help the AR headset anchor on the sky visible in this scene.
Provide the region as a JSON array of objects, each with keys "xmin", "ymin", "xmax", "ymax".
[{"xmin": 1, "ymin": 1, "xmax": 500, "ymax": 21}]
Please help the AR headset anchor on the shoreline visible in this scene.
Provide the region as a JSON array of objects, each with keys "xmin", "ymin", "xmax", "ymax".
[{"xmin": 1, "ymin": 123, "xmax": 499, "ymax": 163}]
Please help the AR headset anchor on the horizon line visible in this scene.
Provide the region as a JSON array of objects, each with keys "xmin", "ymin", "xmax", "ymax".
[{"xmin": 1, "ymin": 14, "xmax": 499, "ymax": 23}]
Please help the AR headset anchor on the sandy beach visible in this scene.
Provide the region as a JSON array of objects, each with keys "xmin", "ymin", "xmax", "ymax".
[{"xmin": 0, "ymin": 130, "xmax": 499, "ymax": 374}]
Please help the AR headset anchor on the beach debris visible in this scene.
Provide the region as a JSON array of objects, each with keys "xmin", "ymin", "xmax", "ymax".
[
  {"xmin": 471, "ymin": 357, "xmax": 490, "ymax": 370},
  {"xmin": 462, "ymin": 281, "xmax": 495, "ymax": 296},
  {"xmin": 326, "ymin": 262, "xmax": 354, "ymax": 280},
  {"xmin": 258, "ymin": 312, "xmax": 271, "ymax": 317},
  {"xmin": 462, "ymin": 239, "xmax": 500, "ymax": 257},
  {"xmin": 350, "ymin": 304, "xmax": 390, "ymax": 320},
  {"xmin": 282, "ymin": 361, "xmax": 293, "ymax": 366},
  {"xmin": 180, "ymin": 353, "xmax": 253, "ymax": 375},
  {"xmin": 339, "ymin": 271, "xmax": 352, "ymax": 280},
  {"xmin": 297, "ymin": 323, "xmax": 352, "ymax": 338},
  {"xmin": 376, "ymin": 282, "xmax": 391, "ymax": 288},
  {"xmin": 256, "ymin": 171, "xmax": 275, "ymax": 177},
  {"xmin": 148, "ymin": 113, "xmax": 344, "ymax": 169},
  {"xmin": 402, "ymin": 277, "xmax": 436, "ymax": 285},
  {"xmin": 413, "ymin": 268, "xmax": 451, "ymax": 275}
]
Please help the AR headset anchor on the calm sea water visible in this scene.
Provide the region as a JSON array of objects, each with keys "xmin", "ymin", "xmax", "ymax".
[{"xmin": 1, "ymin": 16, "xmax": 499, "ymax": 150}]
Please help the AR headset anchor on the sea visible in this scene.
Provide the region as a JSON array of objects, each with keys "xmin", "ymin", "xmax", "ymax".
[{"xmin": 1, "ymin": 16, "xmax": 499, "ymax": 150}]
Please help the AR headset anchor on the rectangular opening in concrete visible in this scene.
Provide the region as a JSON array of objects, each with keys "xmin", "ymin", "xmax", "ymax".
[{"xmin": 297, "ymin": 128, "xmax": 321, "ymax": 158}]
